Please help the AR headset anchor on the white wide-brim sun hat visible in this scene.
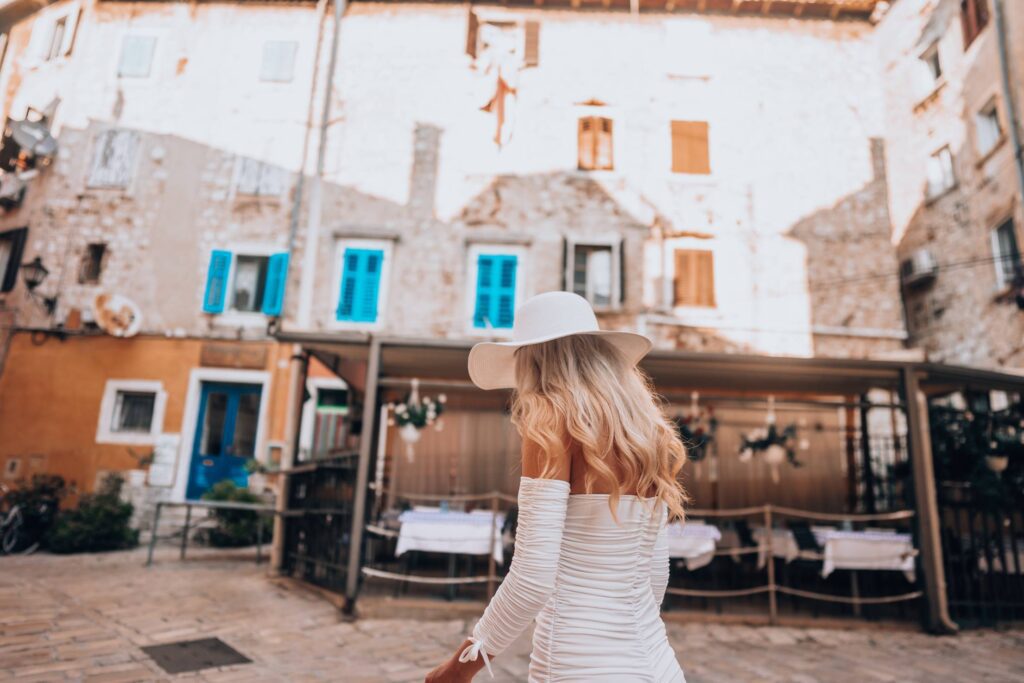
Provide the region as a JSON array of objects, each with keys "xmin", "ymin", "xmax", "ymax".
[{"xmin": 468, "ymin": 291, "xmax": 653, "ymax": 390}]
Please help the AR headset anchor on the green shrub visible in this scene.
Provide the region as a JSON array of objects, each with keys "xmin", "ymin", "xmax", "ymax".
[
  {"xmin": 5, "ymin": 474, "xmax": 65, "ymax": 550},
  {"xmin": 198, "ymin": 480, "xmax": 271, "ymax": 548},
  {"xmin": 47, "ymin": 475, "xmax": 139, "ymax": 554}
]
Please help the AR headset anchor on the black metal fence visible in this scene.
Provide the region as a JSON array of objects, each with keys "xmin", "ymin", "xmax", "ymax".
[{"xmin": 281, "ymin": 453, "xmax": 359, "ymax": 593}]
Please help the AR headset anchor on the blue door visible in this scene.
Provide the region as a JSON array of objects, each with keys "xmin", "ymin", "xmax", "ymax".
[{"xmin": 186, "ymin": 382, "xmax": 262, "ymax": 500}]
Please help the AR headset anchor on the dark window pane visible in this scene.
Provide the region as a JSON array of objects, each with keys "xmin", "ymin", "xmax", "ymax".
[
  {"xmin": 113, "ymin": 391, "xmax": 155, "ymax": 432},
  {"xmin": 201, "ymin": 392, "xmax": 229, "ymax": 455},
  {"xmin": 232, "ymin": 256, "xmax": 269, "ymax": 312},
  {"xmin": 231, "ymin": 393, "xmax": 260, "ymax": 457}
]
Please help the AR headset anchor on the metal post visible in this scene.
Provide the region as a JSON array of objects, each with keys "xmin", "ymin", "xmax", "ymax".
[
  {"xmin": 180, "ymin": 504, "xmax": 192, "ymax": 560},
  {"xmin": 859, "ymin": 395, "xmax": 877, "ymax": 514},
  {"xmin": 272, "ymin": 350, "xmax": 309, "ymax": 571},
  {"xmin": 902, "ymin": 366, "xmax": 958, "ymax": 634},
  {"xmin": 344, "ymin": 337, "xmax": 382, "ymax": 612},
  {"xmin": 764, "ymin": 504, "xmax": 777, "ymax": 624},
  {"xmin": 257, "ymin": 513, "xmax": 264, "ymax": 564},
  {"xmin": 146, "ymin": 502, "xmax": 163, "ymax": 567}
]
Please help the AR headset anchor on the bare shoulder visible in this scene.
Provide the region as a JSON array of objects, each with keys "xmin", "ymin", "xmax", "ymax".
[{"xmin": 521, "ymin": 437, "xmax": 571, "ymax": 482}]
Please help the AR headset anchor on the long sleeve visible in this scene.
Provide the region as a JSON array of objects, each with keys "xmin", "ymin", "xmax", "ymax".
[
  {"xmin": 459, "ymin": 477, "xmax": 570, "ymax": 676},
  {"xmin": 648, "ymin": 507, "xmax": 670, "ymax": 607}
]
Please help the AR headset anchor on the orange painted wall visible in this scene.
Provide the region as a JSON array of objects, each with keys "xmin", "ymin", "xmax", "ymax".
[{"xmin": 0, "ymin": 333, "xmax": 293, "ymax": 494}]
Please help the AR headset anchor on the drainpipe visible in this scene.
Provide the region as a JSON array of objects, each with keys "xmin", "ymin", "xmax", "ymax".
[
  {"xmin": 993, "ymin": 0, "xmax": 1024, "ymax": 207},
  {"xmin": 296, "ymin": 0, "xmax": 347, "ymax": 329},
  {"xmin": 272, "ymin": 0, "xmax": 334, "ymax": 572}
]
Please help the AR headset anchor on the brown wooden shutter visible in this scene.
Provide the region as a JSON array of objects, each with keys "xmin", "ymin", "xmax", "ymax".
[
  {"xmin": 671, "ymin": 121, "xmax": 710, "ymax": 175},
  {"xmin": 673, "ymin": 249, "xmax": 715, "ymax": 307},
  {"xmin": 466, "ymin": 9, "xmax": 479, "ymax": 59},
  {"xmin": 578, "ymin": 118, "xmax": 595, "ymax": 170},
  {"xmin": 596, "ymin": 117, "xmax": 613, "ymax": 170},
  {"xmin": 523, "ymin": 21, "xmax": 540, "ymax": 67}
]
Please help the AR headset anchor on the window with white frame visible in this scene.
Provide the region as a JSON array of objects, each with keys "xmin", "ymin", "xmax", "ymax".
[
  {"xmin": 991, "ymin": 218, "xmax": 1021, "ymax": 289},
  {"xmin": 975, "ymin": 99, "xmax": 1003, "ymax": 157},
  {"xmin": 87, "ymin": 129, "xmax": 139, "ymax": 189},
  {"xmin": 29, "ymin": 4, "xmax": 79, "ymax": 64},
  {"xmin": 96, "ymin": 380, "xmax": 167, "ymax": 445},
  {"xmin": 926, "ymin": 146, "xmax": 956, "ymax": 199},
  {"xmin": 202, "ymin": 248, "xmax": 289, "ymax": 318},
  {"xmin": 565, "ymin": 238, "xmax": 621, "ymax": 308},
  {"xmin": 467, "ymin": 244, "xmax": 524, "ymax": 332},
  {"xmin": 260, "ymin": 41, "xmax": 298, "ymax": 82},
  {"xmin": 236, "ymin": 157, "xmax": 286, "ymax": 197},
  {"xmin": 332, "ymin": 239, "xmax": 393, "ymax": 327},
  {"xmin": 117, "ymin": 35, "xmax": 157, "ymax": 78}
]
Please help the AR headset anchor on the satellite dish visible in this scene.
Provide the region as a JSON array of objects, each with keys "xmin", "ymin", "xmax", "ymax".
[{"xmin": 93, "ymin": 293, "xmax": 142, "ymax": 338}]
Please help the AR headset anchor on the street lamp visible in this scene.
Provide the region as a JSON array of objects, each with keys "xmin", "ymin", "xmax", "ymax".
[{"xmin": 20, "ymin": 255, "xmax": 58, "ymax": 314}]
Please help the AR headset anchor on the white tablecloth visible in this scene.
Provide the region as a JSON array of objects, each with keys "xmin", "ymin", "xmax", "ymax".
[
  {"xmin": 667, "ymin": 521, "xmax": 721, "ymax": 570},
  {"xmin": 754, "ymin": 526, "xmax": 834, "ymax": 569},
  {"xmin": 820, "ymin": 530, "xmax": 916, "ymax": 581},
  {"xmin": 395, "ymin": 510, "xmax": 505, "ymax": 564}
]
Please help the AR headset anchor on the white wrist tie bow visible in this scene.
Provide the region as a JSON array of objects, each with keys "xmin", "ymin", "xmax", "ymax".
[{"xmin": 458, "ymin": 636, "xmax": 494, "ymax": 678}]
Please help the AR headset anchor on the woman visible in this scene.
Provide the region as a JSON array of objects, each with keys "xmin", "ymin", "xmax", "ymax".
[{"xmin": 426, "ymin": 291, "xmax": 688, "ymax": 682}]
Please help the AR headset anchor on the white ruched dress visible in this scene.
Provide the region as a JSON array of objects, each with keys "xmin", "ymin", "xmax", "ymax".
[{"xmin": 460, "ymin": 477, "xmax": 686, "ymax": 682}]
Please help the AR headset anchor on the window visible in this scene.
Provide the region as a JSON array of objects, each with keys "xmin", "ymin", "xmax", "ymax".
[
  {"xmin": 260, "ymin": 41, "xmax": 298, "ymax": 82},
  {"xmin": 112, "ymin": 391, "xmax": 155, "ymax": 433},
  {"xmin": 117, "ymin": 35, "xmax": 156, "ymax": 78},
  {"xmin": 922, "ymin": 43, "xmax": 942, "ymax": 82},
  {"xmin": 926, "ymin": 146, "xmax": 956, "ymax": 199},
  {"xmin": 78, "ymin": 243, "xmax": 106, "ymax": 284},
  {"xmin": 961, "ymin": 0, "xmax": 989, "ymax": 49},
  {"xmin": 466, "ymin": 12, "xmax": 539, "ymax": 67},
  {"xmin": 671, "ymin": 120, "xmax": 710, "ymax": 175},
  {"xmin": 0, "ymin": 227, "xmax": 27, "ymax": 293},
  {"xmin": 472, "ymin": 252, "xmax": 518, "ymax": 329},
  {"xmin": 87, "ymin": 129, "xmax": 139, "ymax": 189},
  {"xmin": 236, "ymin": 157, "xmax": 286, "ymax": 197},
  {"xmin": 96, "ymin": 379, "xmax": 166, "ymax": 445},
  {"xmin": 565, "ymin": 239, "xmax": 622, "ymax": 308},
  {"xmin": 991, "ymin": 219, "xmax": 1021, "ymax": 289},
  {"xmin": 975, "ymin": 100, "xmax": 1002, "ymax": 157},
  {"xmin": 335, "ymin": 246, "xmax": 386, "ymax": 324},
  {"xmin": 202, "ymin": 249, "xmax": 289, "ymax": 317},
  {"xmin": 46, "ymin": 17, "xmax": 66, "ymax": 62},
  {"xmin": 673, "ymin": 249, "xmax": 715, "ymax": 308},
  {"xmin": 231, "ymin": 255, "xmax": 269, "ymax": 312},
  {"xmin": 578, "ymin": 117, "xmax": 613, "ymax": 171}
]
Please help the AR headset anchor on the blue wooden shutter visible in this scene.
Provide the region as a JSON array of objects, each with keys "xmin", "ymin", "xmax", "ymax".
[
  {"xmin": 261, "ymin": 252, "xmax": 289, "ymax": 316},
  {"xmin": 473, "ymin": 254, "xmax": 495, "ymax": 328},
  {"xmin": 494, "ymin": 255, "xmax": 517, "ymax": 328},
  {"xmin": 336, "ymin": 248, "xmax": 384, "ymax": 323},
  {"xmin": 357, "ymin": 250, "xmax": 382, "ymax": 322},
  {"xmin": 202, "ymin": 250, "xmax": 231, "ymax": 314}
]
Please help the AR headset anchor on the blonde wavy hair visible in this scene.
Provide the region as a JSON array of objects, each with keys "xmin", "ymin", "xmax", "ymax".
[{"xmin": 511, "ymin": 334, "xmax": 688, "ymax": 521}]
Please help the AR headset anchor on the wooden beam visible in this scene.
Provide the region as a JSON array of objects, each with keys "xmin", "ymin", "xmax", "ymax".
[
  {"xmin": 697, "ymin": 0, "xmax": 707, "ymax": 12},
  {"xmin": 666, "ymin": 0, "xmax": 676, "ymax": 10},
  {"xmin": 731, "ymin": 0, "xmax": 743, "ymax": 14},
  {"xmin": 762, "ymin": 0, "xmax": 772, "ymax": 14},
  {"xmin": 830, "ymin": 4, "xmax": 841, "ymax": 20},
  {"xmin": 571, "ymin": 0, "xmax": 580, "ymax": 8},
  {"xmin": 794, "ymin": 3, "xmax": 804, "ymax": 17}
]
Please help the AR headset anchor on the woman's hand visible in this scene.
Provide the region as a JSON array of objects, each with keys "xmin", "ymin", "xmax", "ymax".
[{"xmin": 424, "ymin": 638, "xmax": 488, "ymax": 682}]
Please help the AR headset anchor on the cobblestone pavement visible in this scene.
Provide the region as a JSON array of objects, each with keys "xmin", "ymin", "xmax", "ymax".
[{"xmin": 2, "ymin": 547, "xmax": 1023, "ymax": 682}]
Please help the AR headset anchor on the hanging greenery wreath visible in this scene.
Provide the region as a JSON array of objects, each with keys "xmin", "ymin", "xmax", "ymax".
[
  {"xmin": 673, "ymin": 412, "xmax": 718, "ymax": 463},
  {"xmin": 390, "ymin": 393, "xmax": 446, "ymax": 429}
]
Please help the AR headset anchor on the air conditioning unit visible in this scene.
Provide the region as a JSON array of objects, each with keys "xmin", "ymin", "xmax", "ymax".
[{"xmin": 900, "ymin": 248, "xmax": 938, "ymax": 287}]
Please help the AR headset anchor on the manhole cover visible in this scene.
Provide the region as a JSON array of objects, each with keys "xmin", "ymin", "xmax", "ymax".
[{"xmin": 142, "ymin": 637, "xmax": 252, "ymax": 674}]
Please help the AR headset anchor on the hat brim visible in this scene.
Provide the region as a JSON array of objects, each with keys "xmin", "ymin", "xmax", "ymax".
[{"xmin": 468, "ymin": 330, "xmax": 653, "ymax": 390}]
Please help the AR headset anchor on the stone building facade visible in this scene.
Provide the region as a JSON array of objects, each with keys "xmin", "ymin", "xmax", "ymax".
[
  {"xmin": 877, "ymin": 0, "xmax": 1024, "ymax": 367},
  {"xmin": 7, "ymin": 0, "xmax": 1004, "ymax": 502}
]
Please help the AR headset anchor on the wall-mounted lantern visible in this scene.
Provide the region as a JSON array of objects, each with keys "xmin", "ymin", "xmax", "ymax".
[{"xmin": 21, "ymin": 255, "xmax": 58, "ymax": 314}]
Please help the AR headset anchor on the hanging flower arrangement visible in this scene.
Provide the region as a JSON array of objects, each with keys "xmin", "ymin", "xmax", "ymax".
[
  {"xmin": 672, "ymin": 394, "xmax": 717, "ymax": 463},
  {"xmin": 387, "ymin": 378, "xmax": 446, "ymax": 462},
  {"xmin": 738, "ymin": 396, "xmax": 803, "ymax": 483}
]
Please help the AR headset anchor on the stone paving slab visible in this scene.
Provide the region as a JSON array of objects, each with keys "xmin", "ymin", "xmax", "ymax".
[{"xmin": 1, "ymin": 547, "xmax": 1023, "ymax": 682}]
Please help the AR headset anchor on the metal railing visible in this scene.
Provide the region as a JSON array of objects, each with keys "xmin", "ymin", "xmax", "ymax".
[{"xmin": 144, "ymin": 499, "xmax": 279, "ymax": 567}]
